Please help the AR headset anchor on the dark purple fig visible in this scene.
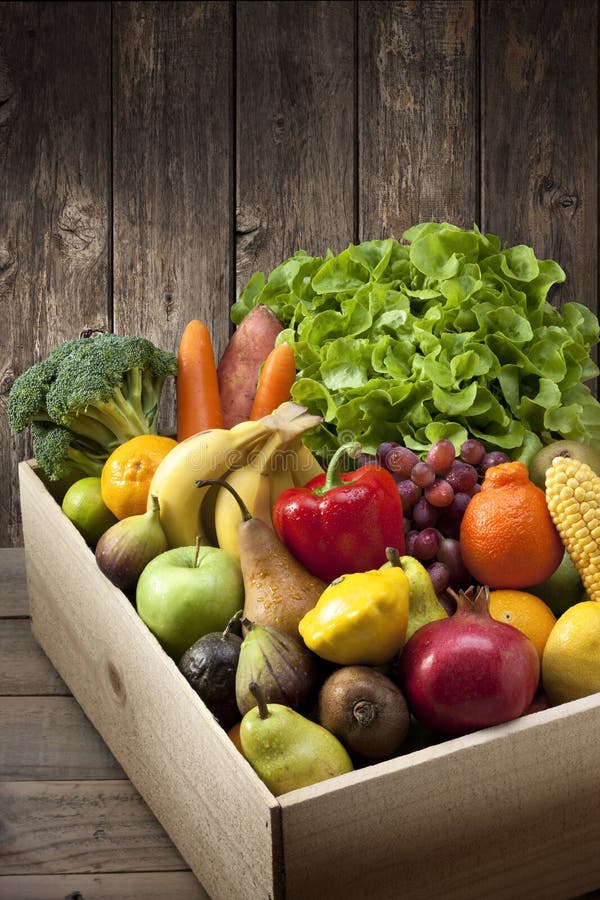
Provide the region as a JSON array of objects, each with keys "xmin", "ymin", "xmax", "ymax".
[{"xmin": 236, "ymin": 618, "xmax": 321, "ymax": 716}]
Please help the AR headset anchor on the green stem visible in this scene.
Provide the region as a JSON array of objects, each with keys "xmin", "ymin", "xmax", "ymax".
[
  {"xmin": 323, "ymin": 441, "xmax": 362, "ymax": 492},
  {"xmin": 193, "ymin": 535, "xmax": 201, "ymax": 568}
]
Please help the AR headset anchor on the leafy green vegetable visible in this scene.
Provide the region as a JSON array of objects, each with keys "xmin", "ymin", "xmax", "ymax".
[{"xmin": 232, "ymin": 223, "xmax": 600, "ymax": 463}]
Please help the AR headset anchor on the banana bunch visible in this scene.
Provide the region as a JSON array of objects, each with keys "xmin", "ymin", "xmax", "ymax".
[{"xmin": 148, "ymin": 402, "xmax": 324, "ymax": 552}]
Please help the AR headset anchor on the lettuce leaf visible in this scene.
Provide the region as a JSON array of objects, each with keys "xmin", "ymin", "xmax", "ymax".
[{"xmin": 232, "ymin": 225, "xmax": 600, "ymax": 462}]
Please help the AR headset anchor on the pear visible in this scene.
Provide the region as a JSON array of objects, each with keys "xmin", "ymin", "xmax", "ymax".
[
  {"xmin": 235, "ymin": 619, "xmax": 321, "ymax": 716},
  {"xmin": 240, "ymin": 683, "xmax": 353, "ymax": 795},
  {"xmin": 383, "ymin": 548, "xmax": 447, "ymax": 641},
  {"xmin": 197, "ymin": 478, "xmax": 326, "ymax": 637}
]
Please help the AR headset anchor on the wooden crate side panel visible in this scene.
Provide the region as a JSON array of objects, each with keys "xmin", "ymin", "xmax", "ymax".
[
  {"xmin": 0, "ymin": 1, "xmax": 111, "ymax": 547},
  {"xmin": 358, "ymin": 0, "xmax": 479, "ymax": 239},
  {"xmin": 481, "ymin": 0, "xmax": 599, "ymax": 317},
  {"xmin": 235, "ymin": 0, "xmax": 356, "ymax": 295},
  {"xmin": 279, "ymin": 698, "xmax": 600, "ymax": 899},
  {"xmin": 19, "ymin": 462, "xmax": 283, "ymax": 900}
]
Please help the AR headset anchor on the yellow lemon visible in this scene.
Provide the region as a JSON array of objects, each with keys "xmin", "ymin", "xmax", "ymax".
[{"xmin": 542, "ymin": 601, "xmax": 600, "ymax": 705}]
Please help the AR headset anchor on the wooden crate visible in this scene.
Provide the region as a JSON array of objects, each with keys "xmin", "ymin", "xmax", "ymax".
[{"xmin": 18, "ymin": 459, "xmax": 600, "ymax": 899}]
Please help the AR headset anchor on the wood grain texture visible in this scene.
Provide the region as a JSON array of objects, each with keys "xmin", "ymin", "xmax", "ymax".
[
  {"xmin": 278, "ymin": 695, "xmax": 600, "ymax": 899},
  {"xmin": 235, "ymin": 0, "xmax": 355, "ymax": 295},
  {"xmin": 0, "ymin": 547, "xmax": 28, "ymax": 616},
  {"xmin": 0, "ymin": 2, "xmax": 111, "ymax": 548},
  {"xmin": 358, "ymin": 1, "xmax": 478, "ymax": 239},
  {"xmin": 19, "ymin": 461, "xmax": 283, "ymax": 900},
  {"xmin": 0, "ymin": 871, "xmax": 209, "ymax": 900},
  {"xmin": 0, "ymin": 780, "xmax": 188, "ymax": 875},
  {"xmin": 481, "ymin": 0, "xmax": 599, "ymax": 313},
  {"xmin": 0, "ymin": 697, "xmax": 122, "ymax": 780},
  {"xmin": 0, "ymin": 619, "xmax": 68, "ymax": 696},
  {"xmin": 112, "ymin": 0, "xmax": 233, "ymax": 437}
]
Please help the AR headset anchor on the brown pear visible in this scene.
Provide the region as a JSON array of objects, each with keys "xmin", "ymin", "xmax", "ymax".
[
  {"xmin": 238, "ymin": 516, "xmax": 326, "ymax": 636},
  {"xmin": 197, "ymin": 478, "xmax": 326, "ymax": 637}
]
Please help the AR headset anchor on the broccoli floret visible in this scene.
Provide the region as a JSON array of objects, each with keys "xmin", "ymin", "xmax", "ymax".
[
  {"xmin": 8, "ymin": 333, "xmax": 177, "ymax": 480},
  {"xmin": 31, "ymin": 422, "xmax": 106, "ymax": 482}
]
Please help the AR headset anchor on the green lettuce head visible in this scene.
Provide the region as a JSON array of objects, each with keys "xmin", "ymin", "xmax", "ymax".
[{"xmin": 232, "ymin": 223, "xmax": 600, "ymax": 464}]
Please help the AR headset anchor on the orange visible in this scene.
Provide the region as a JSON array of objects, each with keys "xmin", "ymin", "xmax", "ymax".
[
  {"xmin": 101, "ymin": 434, "xmax": 178, "ymax": 520},
  {"xmin": 460, "ymin": 461, "xmax": 564, "ymax": 589},
  {"xmin": 489, "ymin": 589, "xmax": 557, "ymax": 662}
]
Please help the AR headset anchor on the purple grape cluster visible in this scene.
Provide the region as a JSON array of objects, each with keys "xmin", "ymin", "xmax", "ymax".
[{"xmin": 376, "ymin": 438, "xmax": 510, "ymax": 595}]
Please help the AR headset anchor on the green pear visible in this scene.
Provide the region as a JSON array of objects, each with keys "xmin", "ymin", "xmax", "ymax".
[
  {"xmin": 383, "ymin": 548, "xmax": 447, "ymax": 641},
  {"xmin": 240, "ymin": 683, "xmax": 353, "ymax": 795},
  {"xmin": 529, "ymin": 549, "xmax": 586, "ymax": 617}
]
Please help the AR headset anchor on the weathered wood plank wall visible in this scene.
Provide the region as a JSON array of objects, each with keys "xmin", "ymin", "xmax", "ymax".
[{"xmin": 1, "ymin": 0, "xmax": 598, "ymax": 548}]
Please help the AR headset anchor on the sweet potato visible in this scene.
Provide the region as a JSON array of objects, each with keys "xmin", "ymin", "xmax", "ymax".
[{"xmin": 217, "ymin": 305, "xmax": 284, "ymax": 427}]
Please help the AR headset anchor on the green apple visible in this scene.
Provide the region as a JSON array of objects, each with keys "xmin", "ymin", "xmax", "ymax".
[{"xmin": 136, "ymin": 544, "xmax": 244, "ymax": 660}]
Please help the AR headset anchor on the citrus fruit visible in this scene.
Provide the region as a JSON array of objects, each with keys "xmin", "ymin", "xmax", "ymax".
[
  {"xmin": 488, "ymin": 589, "xmax": 557, "ymax": 662},
  {"xmin": 61, "ymin": 476, "xmax": 117, "ymax": 545},
  {"xmin": 459, "ymin": 461, "xmax": 563, "ymax": 589},
  {"xmin": 542, "ymin": 601, "xmax": 600, "ymax": 704},
  {"xmin": 101, "ymin": 434, "xmax": 178, "ymax": 520}
]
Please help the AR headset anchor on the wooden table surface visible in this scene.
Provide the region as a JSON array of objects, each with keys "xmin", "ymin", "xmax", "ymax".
[{"xmin": 0, "ymin": 547, "xmax": 210, "ymax": 899}]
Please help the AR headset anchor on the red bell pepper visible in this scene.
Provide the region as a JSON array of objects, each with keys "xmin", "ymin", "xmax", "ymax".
[{"xmin": 272, "ymin": 442, "xmax": 405, "ymax": 583}]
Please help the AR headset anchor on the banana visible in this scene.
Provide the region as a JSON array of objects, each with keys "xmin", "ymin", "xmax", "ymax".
[
  {"xmin": 214, "ymin": 430, "xmax": 286, "ymax": 557},
  {"xmin": 268, "ymin": 452, "xmax": 296, "ymax": 513},
  {"xmin": 289, "ymin": 438, "xmax": 325, "ymax": 486},
  {"xmin": 147, "ymin": 419, "xmax": 272, "ymax": 549}
]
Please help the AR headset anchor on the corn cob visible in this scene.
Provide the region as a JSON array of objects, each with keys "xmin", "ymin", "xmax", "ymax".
[{"xmin": 544, "ymin": 455, "xmax": 600, "ymax": 602}]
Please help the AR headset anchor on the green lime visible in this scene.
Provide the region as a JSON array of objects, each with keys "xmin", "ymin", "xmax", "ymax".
[{"xmin": 61, "ymin": 477, "xmax": 117, "ymax": 546}]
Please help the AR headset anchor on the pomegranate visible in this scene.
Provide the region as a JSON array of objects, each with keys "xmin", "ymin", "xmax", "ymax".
[{"xmin": 398, "ymin": 585, "xmax": 540, "ymax": 736}]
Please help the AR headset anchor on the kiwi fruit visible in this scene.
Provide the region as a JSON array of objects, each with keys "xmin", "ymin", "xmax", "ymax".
[
  {"xmin": 529, "ymin": 439, "xmax": 600, "ymax": 490},
  {"xmin": 317, "ymin": 666, "xmax": 410, "ymax": 761},
  {"xmin": 179, "ymin": 627, "xmax": 242, "ymax": 730}
]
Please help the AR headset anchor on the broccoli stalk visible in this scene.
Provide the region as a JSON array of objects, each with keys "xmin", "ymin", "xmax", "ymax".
[
  {"xmin": 8, "ymin": 333, "xmax": 177, "ymax": 481},
  {"xmin": 31, "ymin": 422, "xmax": 106, "ymax": 482}
]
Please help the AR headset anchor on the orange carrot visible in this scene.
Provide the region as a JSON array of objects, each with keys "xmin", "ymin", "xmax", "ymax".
[
  {"xmin": 176, "ymin": 320, "xmax": 224, "ymax": 440},
  {"xmin": 249, "ymin": 343, "xmax": 297, "ymax": 420}
]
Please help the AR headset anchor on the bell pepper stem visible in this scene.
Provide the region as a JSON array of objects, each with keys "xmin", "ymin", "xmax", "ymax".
[{"xmin": 323, "ymin": 441, "xmax": 362, "ymax": 492}]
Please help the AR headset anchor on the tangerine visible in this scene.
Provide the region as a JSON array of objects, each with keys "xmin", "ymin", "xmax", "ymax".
[
  {"xmin": 101, "ymin": 434, "xmax": 178, "ymax": 520},
  {"xmin": 460, "ymin": 461, "xmax": 563, "ymax": 589},
  {"xmin": 488, "ymin": 589, "xmax": 557, "ymax": 662}
]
